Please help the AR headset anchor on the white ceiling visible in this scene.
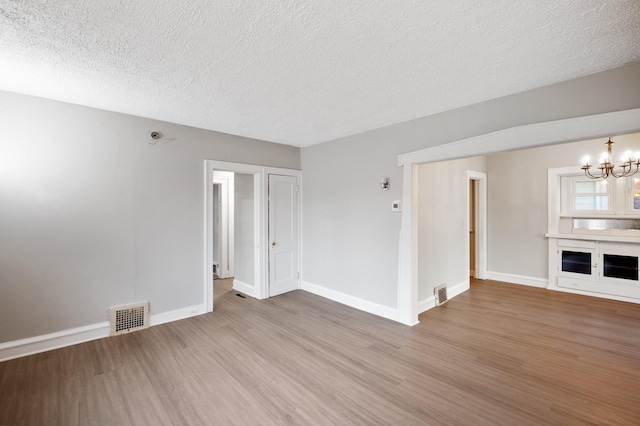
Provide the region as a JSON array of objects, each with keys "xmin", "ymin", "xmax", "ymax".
[{"xmin": 1, "ymin": 1, "xmax": 639, "ymax": 147}]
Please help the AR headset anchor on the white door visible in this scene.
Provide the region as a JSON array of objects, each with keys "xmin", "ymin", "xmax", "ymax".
[{"xmin": 268, "ymin": 174, "xmax": 299, "ymax": 297}]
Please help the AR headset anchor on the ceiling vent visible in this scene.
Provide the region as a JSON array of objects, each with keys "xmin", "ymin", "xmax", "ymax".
[
  {"xmin": 109, "ymin": 302, "xmax": 149, "ymax": 336},
  {"xmin": 434, "ymin": 284, "xmax": 448, "ymax": 306}
]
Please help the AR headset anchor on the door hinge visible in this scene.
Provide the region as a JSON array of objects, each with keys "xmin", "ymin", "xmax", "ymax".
[{"xmin": 297, "ymin": 272, "xmax": 300, "ymax": 279}]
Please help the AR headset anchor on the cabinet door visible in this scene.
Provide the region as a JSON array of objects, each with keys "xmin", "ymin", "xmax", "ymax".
[{"xmin": 558, "ymin": 248, "xmax": 596, "ymax": 281}]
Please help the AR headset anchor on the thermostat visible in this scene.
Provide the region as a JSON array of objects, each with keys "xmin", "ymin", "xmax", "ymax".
[{"xmin": 392, "ymin": 200, "xmax": 402, "ymax": 211}]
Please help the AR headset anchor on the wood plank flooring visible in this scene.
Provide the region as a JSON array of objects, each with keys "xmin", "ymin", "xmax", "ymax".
[{"xmin": 1, "ymin": 278, "xmax": 640, "ymax": 425}]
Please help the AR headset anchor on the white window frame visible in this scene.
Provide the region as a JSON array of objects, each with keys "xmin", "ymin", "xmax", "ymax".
[{"xmin": 562, "ymin": 175, "xmax": 614, "ymax": 216}]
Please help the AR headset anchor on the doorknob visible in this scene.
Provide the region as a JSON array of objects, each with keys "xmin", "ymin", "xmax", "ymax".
[{"xmin": 272, "ymin": 241, "xmax": 277, "ymax": 247}]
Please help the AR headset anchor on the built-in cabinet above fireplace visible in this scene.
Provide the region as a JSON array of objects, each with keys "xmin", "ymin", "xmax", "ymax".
[{"xmin": 546, "ymin": 167, "xmax": 640, "ymax": 304}]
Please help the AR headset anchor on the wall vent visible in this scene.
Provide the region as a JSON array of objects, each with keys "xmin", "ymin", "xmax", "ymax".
[
  {"xmin": 434, "ymin": 284, "xmax": 448, "ymax": 306},
  {"xmin": 109, "ymin": 302, "xmax": 149, "ymax": 336}
]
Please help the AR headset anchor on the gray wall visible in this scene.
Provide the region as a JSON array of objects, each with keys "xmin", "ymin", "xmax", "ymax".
[
  {"xmin": 233, "ymin": 173, "xmax": 255, "ymax": 286},
  {"xmin": 0, "ymin": 90, "xmax": 299, "ymax": 343},
  {"xmin": 301, "ymin": 62, "xmax": 640, "ymax": 311},
  {"xmin": 418, "ymin": 156, "xmax": 486, "ymax": 301}
]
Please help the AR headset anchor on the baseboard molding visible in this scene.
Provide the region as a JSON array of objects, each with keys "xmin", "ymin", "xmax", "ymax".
[
  {"xmin": 418, "ymin": 296, "xmax": 436, "ymax": 314},
  {"xmin": 232, "ymin": 279, "xmax": 256, "ymax": 298},
  {"xmin": 418, "ymin": 280, "xmax": 469, "ymax": 314},
  {"xmin": 486, "ymin": 271, "xmax": 548, "ymax": 288},
  {"xmin": 149, "ymin": 303, "xmax": 207, "ymax": 327},
  {"xmin": 0, "ymin": 303, "xmax": 206, "ymax": 362},
  {"xmin": 301, "ymin": 281, "xmax": 399, "ymax": 322}
]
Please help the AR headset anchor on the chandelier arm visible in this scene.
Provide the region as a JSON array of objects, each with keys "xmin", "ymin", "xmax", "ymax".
[
  {"xmin": 610, "ymin": 166, "xmax": 622, "ymax": 178},
  {"xmin": 582, "ymin": 166, "xmax": 600, "ymax": 179},
  {"xmin": 628, "ymin": 163, "xmax": 640, "ymax": 177}
]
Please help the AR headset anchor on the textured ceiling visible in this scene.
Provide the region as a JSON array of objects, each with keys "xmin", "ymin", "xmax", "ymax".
[{"xmin": 1, "ymin": 1, "xmax": 639, "ymax": 147}]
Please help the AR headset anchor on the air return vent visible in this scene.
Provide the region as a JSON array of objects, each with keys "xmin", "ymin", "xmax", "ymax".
[
  {"xmin": 434, "ymin": 284, "xmax": 448, "ymax": 306},
  {"xmin": 109, "ymin": 302, "xmax": 149, "ymax": 336}
]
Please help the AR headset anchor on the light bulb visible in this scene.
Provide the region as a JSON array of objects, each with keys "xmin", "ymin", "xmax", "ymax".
[
  {"xmin": 581, "ymin": 155, "xmax": 590, "ymax": 166},
  {"xmin": 622, "ymin": 150, "xmax": 632, "ymax": 162},
  {"xmin": 599, "ymin": 152, "xmax": 608, "ymax": 164}
]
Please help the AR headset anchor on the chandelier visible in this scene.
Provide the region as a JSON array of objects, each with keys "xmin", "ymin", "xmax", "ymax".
[{"xmin": 581, "ymin": 137, "xmax": 640, "ymax": 179}]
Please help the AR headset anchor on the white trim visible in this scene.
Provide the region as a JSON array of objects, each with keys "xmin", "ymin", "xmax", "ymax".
[
  {"xmin": 0, "ymin": 322, "xmax": 109, "ymax": 362},
  {"xmin": 301, "ymin": 281, "xmax": 398, "ymax": 321},
  {"xmin": 418, "ymin": 280, "xmax": 470, "ymax": 314},
  {"xmin": 418, "ymin": 296, "xmax": 436, "ymax": 314},
  {"xmin": 448, "ymin": 280, "xmax": 470, "ymax": 300},
  {"xmin": 149, "ymin": 303, "xmax": 207, "ymax": 327},
  {"xmin": 548, "ymin": 284, "xmax": 640, "ymax": 304},
  {"xmin": 205, "ymin": 160, "xmax": 266, "ymax": 310},
  {"xmin": 0, "ymin": 304, "xmax": 206, "ymax": 362},
  {"xmin": 485, "ymin": 271, "xmax": 548, "ymax": 288},
  {"xmin": 397, "ymin": 108, "xmax": 640, "ymax": 326},
  {"xmin": 232, "ymin": 279, "xmax": 256, "ymax": 298},
  {"xmin": 467, "ymin": 171, "xmax": 487, "ymax": 280}
]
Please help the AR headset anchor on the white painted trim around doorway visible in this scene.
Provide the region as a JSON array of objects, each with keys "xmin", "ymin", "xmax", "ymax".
[
  {"xmin": 396, "ymin": 107, "xmax": 640, "ymax": 326},
  {"xmin": 204, "ymin": 161, "xmax": 301, "ymax": 311},
  {"xmin": 205, "ymin": 161, "xmax": 264, "ymax": 312}
]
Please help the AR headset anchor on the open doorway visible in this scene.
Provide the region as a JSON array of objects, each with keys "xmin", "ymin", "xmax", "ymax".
[
  {"xmin": 469, "ymin": 180, "xmax": 476, "ymax": 277},
  {"xmin": 212, "ymin": 171, "xmax": 234, "ymax": 281},
  {"xmin": 467, "ymin": 170, "xmax": 487, "ymax": 281},
  {"xmin": 212, "ymin": 170, "xmax": 255, "ymax": 300},
  {"xmin": 204, "ymin": 160, "xmax": 302, "ymax": 312},
  {"xmin": 397, "ymin": 108, "xmax": 640, "ymax": 326}
]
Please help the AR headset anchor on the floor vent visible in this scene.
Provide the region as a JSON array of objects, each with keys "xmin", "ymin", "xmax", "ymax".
[
  {"xmin": 236, "ymin": 293, "xmax": 246, "ymax": 298},
  {"xmin": 434, "ymin": 284, "xmax": 448, "ymax": 306},
  {"xmin": 109, "ymin": 302, "xmax": 149, "ymax": 336}
]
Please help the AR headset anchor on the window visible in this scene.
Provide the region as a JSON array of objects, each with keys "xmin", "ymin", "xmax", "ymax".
[
  {"xmin": 574, "ymin": 179, "xmax": 609, "ymax": 211},
  {"xmin": 562, "ymin": 176, "xmax": 613, "ymax": 215}
]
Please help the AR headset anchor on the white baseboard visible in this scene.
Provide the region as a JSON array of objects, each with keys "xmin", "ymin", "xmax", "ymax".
[
  {"xmin": 418, "ymin": 280, "xmax": 469, "ymax": 314},
  {"xmin": 232, "ymin": 279, "xmax": 256, "ymax": 298},
  {"xmin": 485, "ymin": 271, "xmax": 548, "ymax": 288},
  {"xmin": 418, "ymin": 296, "xmax": 436, "ymax": 314},
  {"xmin": 301, "ymin": 280, "xmax": 399, "ymax": 322},
  {"xmin": 0, "ymin": 303, "xmax": 206, "ymax": 362},
  {"xmin": 149, "ymin": 303, "xmax": 207, "ymax": 327},
  {"xmin": 0, "ymin": 322, "xmax": 110, "ymax": 363}
]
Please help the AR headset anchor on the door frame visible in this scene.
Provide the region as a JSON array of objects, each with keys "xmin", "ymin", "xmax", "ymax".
[
  {"xmin": 397, "ymin": 107, "xmax": 640, "ymax": 326},
  {"xmin": 204, "ymin": 160, "xmax": 301, "ymax": 312},
  {"xmin": 467, "ymin": 171, "xmax": 487, "ymax": 280}
]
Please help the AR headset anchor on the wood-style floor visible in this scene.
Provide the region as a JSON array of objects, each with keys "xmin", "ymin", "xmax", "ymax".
[{"xmin": 1, "ymin": 278, "xmax": 640, "ymax": 425}]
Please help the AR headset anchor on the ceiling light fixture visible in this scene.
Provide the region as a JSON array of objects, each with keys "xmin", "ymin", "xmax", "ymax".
[{"xmin": 581, "ymin": 137, "xmax": 640, "ymax": 179}]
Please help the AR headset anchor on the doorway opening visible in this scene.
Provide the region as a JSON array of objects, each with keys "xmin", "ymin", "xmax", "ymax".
[
  {"xmin": 204, "ymin": 160, "xmax": 302, "ymax": 312},
  {"xmin": 211, "ymin": 171, "xmax": 256, "ymax": 301},
  {"xmin": 467, "ymin": 170, "xmax": 487, "ymax": 282},
  {"xmin": 397, "ymin": 108, "xmax": 640, "ymax": 325}
]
